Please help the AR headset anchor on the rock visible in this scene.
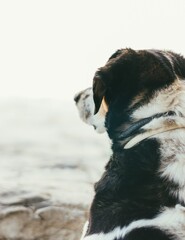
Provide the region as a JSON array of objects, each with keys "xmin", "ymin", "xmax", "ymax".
[
  {"xmin": 0, "ymin": 99, "xmax": 109, "ymax": 240},
  {"xmin": 0, "ymin": 204, "xmax": 87, "ymax": 240}
]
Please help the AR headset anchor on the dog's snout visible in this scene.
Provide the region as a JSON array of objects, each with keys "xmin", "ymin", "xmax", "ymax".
[{"xmin": 74, "ymin": 93, "xmax": 81, "ymax": 103}]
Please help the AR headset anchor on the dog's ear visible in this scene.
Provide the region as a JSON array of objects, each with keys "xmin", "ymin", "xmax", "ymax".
[
  {"xmin": 108, "ymin": 49, "xmax": 123, "ymax": 61},
  {"xmin": 93, "ymin": 72, "xmax": 107, "ymax": 114},
  {"xmin": 93, "ymin": 49, "xmax": 137, "ymax": 114}
]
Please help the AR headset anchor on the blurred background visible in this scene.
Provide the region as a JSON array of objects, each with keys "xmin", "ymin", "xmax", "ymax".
[{"xmin": 0, "ymin": 0, "xmax": 185, "ymax": 239}]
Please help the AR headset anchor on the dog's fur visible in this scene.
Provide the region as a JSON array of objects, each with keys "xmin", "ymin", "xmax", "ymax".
[{"xmin": 74, "ymin": 49, "xmax": 185, "ymax": 240}]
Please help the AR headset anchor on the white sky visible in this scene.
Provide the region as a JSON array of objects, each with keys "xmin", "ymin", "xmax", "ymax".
[{"xmin": 0, "ymin": 0, "xmax": 185, "ymax": 101}]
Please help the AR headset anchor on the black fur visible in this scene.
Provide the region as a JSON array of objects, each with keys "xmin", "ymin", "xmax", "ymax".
[
  {"xmin": 88, "ymin": 139, "xmax": 178, "ymax": 235},
  {"xmin": 84, "ymin": 49, "xmax": 185, "ymax": 239},
  {"xmin": 115, "ymin": 227, "xmax": 174, "ymax": 240}
]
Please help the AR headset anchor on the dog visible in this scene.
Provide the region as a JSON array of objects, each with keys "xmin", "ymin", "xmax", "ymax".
[{"xmin": 74, "ymin": 49, "xmax": 185, "ymax": 240}]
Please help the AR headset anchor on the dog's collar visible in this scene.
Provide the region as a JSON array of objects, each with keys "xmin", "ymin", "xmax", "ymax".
[
  {"xmin": 117, "ymin": 111, "xmax": 175, "ymax": 141},
  {"xmin": 116, "ymin": 111, "xmax": 185, "ymax": 149}
]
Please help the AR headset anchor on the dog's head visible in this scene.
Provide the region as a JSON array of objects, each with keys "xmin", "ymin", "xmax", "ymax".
[{"xmin": 75, "ymin": 49, "xmax": 185, "ymax": 136}]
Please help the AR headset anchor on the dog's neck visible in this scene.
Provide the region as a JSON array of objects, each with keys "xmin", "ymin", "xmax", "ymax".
[{"xmin": 112, "ymin": 111, "xmax": 185, "ymax": 149}]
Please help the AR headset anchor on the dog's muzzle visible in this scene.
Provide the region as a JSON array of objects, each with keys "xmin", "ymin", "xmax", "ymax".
[{"xmin": 74, "ymin": 88, "xmax": 106, "ymax": 133}]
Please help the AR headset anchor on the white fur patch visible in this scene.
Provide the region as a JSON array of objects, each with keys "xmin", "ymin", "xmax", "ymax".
[
  {"xmin": 82, "ymin": 205, "xmax": 185, "ymax": 240},
  {"xmin": 80, "ymin": 221, "xmax": 89, "ymax": 240},
  {"xmin": 158, "ymin": 129, "xmax": 185, "ymax": 203}
]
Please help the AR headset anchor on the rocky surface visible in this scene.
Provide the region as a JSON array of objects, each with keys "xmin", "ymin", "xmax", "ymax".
[{"xmin": 0, "ymin": 99, "xmax": 109, "ymax": 240}]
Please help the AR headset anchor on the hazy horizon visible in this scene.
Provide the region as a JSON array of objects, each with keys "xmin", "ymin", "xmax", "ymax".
[{"xmin": 1, "ymin": 0, "xmax": 185, "ymax": 101}]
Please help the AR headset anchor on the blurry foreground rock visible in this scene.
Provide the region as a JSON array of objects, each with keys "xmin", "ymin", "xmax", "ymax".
[{"xmin": 0, "ymin": 99, "xmax": 109, "ymax": 240}]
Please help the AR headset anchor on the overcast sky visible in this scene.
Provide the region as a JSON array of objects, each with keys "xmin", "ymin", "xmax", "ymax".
[{"xmin": 0, "ymin": 0, "xmax": 185, "ymax": 101}]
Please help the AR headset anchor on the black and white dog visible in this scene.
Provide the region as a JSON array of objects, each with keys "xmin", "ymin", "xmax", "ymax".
[{"xmin": 74, "ymin": 49, "xmax": 185, "ymax": 240}]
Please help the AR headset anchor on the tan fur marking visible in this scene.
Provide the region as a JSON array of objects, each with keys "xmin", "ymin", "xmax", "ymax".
[{"xmin": 102, "ymin": 97, "xmax": 108, "ymax": 113}]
